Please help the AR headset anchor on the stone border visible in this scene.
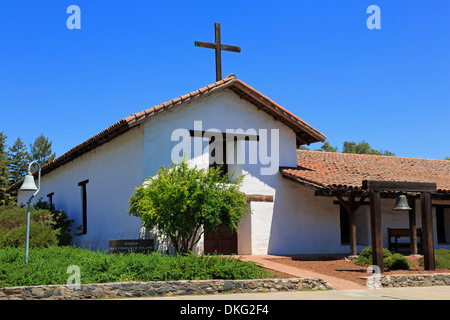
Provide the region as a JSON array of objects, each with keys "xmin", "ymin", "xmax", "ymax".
[
  {"xmin": 380, "ymin": 273, "xmax": 450, "ymax": 288},
  {"xmin": 0, "ymin": 277, "xmax": 332, "ymax": 300}
]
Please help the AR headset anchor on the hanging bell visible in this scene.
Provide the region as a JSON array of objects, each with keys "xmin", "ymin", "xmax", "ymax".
[
  {"xmin": 20, "ymin": 173, "xmax": 38, "ymax": 191},
  {"xmin": 393, "ymin": 194, "xmax": 412, "ymax": 211}
]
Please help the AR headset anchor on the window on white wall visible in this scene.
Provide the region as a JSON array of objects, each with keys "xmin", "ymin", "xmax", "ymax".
[
  {"xmin": 47, "ymin": 192, "xmax": 54, "ymax": 207},
  {"xmin": 78, "ymin": 179, "xmax": 89, "ymax": 234},
  {"xmin": 436, "ymin": 206, "xmax": 448, "ymax": 244}
]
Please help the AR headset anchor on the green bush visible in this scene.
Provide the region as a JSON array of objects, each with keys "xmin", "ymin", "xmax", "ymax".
[
  {"xmin": 2, "ymin": 222, "xmax": 58, "ymax": 248},
  {"xmin": 0, "ymin": 201, "xmax": 75, "ymax": 248},
  {"xmin": 0, "ymin": 246, "xmax": 273, "ymax": 287},
  {"xmin": 384, "ymin": 253, "xmax": 414, "ymax": 270},
  {"xmin": 355, "ymin": 246, "xmax": 392, "ymax": 267},
  {"xmin": 128, "ymin": 159, "xmax": 250, "ymax": 253},
  {"xmin": 355, "ymin": 246, "xmax": 412, "ymax": 270},
  {"xmin": 0, "ymin": 205, "xmax": 60, "ymax": 248},
  {"xmin": 33, "ymin": 199, "xmax": 77, "ymax": 246}
]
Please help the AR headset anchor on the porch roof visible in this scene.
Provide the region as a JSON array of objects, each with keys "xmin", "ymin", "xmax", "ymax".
[{"xmin": 280, "ymin": 150, "xmax": 450, "ymax": 195}]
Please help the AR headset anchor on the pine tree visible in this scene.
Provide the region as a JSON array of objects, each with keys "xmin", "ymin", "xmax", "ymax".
[
  {"xmin": 0, "ymin": 132, "xmax": 13, "ymax": 206},
  {"xmin": 29, "ymin": 134, "xmax": 56, "ymax": 167},
  {"xmin": 8, "ymin": 137, "xmax": 30, "ymax": 184}
]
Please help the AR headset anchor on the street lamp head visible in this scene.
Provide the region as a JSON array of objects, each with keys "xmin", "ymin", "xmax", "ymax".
[{"xmin": 20, "ymin": 173, "xmax": 38, "ymax": 191}]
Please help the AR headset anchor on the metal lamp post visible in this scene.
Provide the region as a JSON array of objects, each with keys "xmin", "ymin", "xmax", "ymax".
[{"xmin": 19, "ymin": 161, "xmax": 41, "ymax": 264}]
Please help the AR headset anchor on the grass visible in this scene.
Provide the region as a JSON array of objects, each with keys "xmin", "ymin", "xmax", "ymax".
[
  {"xmin": 0, "ymin": 246, "xmax": 273, "ymax": 288},
  {"xmin": 420, "ymin": 249, "xmax": 450, "ymax": 269}
]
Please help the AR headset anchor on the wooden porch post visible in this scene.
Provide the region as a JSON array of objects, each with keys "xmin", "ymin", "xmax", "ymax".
[
  {"xmin": 420, "ymin": 192, "xmax": 435, "ymax": 270},
  {"xmin": 369, "ymin": 190, "xmax": 384, "ymax": 272},
  {"xmin": 335, "ymin": 192, "xmax": 366, "ymax": 256},
  {"xmin": 347, "ymin": 193, "xmax": 357, "ymax": 257},
  {"xmin": 349, "ymin": 207, "xmax": 357, "ymax": 256},
  {"xmin": 408, "ymin": 196, "xmax": 418, "ymax": 255}
]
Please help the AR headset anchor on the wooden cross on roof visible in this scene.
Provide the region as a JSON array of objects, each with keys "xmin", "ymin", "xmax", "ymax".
[{"xmin": 195, "ymin": 23, "xmax": 241, "ymax": 81}]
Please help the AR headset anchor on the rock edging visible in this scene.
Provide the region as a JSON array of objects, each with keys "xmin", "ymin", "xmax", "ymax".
[
  {"xmin": 0, "ymin": 277, "xmax": 332, "ymax": 300},
  {"xmin": 380, "ymin": 273, "xmax": 450, "ymax": 287}
]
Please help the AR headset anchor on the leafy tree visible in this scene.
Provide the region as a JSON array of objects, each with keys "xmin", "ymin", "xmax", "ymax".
[
  {"xmin": 128, "ymin": 159, "xmax": 250, "ymax": 253},
  {"xmin": 8, "ymin": 137, "xmax": 30, "ymax": 185},
  {"xmin": 445, "ymin": 157, "xmax": 450, "ymax": 160},
  {"xmin": 0, "ymin": 132, "xmax": 13, "ymax": 206},
  {"xmin": 342, "ymin": 140, "xmax": 395, "ymax": 156},
  {"xmin": 315, "ymin": 141, "xmax": 338, "ymax": 153},
  {"xmin": 29, "ymin": 134, "xmax": 56, "ymax": 167}
]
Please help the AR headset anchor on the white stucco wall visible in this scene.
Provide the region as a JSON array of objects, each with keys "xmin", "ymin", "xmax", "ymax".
[
  {"xmin": 266, "ymin": 181, "xmax": 450, "ymax": 255},
  {"xmin": 142, "ymin": 89, "xmax": 298, "ymax": 254},
  {"xmin": 18, "ymin": 125, "xmax": 145, "ymax": 250}
]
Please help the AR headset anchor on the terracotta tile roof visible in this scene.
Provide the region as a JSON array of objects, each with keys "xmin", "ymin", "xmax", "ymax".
[
  {"xmin": 7, "ymin": 75, "xmax": 325, "ymax": 192},
  {"xmin": 280, "ymin": 150, "xmax": 450, "ymax": 194}
]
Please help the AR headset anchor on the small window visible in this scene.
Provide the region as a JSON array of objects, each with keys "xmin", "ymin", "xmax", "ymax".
[
  {"xmin": 47, "ymin": 192, "xmax": 54, "ymax": 207},
  {"xmin": 78, "ymin": 179, "xmax": 89, "ymax": 234},
  {"xmin": 209, "ymin": 136, "xmax": 228, "ymax": 177},
  {"xmin": 339, "ymin": 204, "xmax": 350, "ymax": 245},
  {"xmin": 436, "ymin": 207, "xmax": 447, "ymax": 244}
]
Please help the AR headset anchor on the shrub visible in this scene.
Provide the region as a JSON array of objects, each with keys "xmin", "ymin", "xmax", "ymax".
[
  {"xmin": 2, "ymin": 222, "xmax": 58, "ymax": 248},
  {"xmin": 355, "ymin": 246, "xmax": 412, "ymax": 270},
  {"xmin": 0, "ymin": 246, "xmax": 273, "ymax": 287},
  {"xmin": 0, "ymin": 200, "xmax": 76, "ymax": 247},
  {"xmin": 34, "ymin": 199, "xmax": 77, "ymax": 245},
  {"xmin": 384, "ymin": 253, "xmax": 413, "ymax": 270},
  {"xmin": 129, "ymin": 159, "xmax": 250, "ymax": 253},
  {"xmin": 355, "ymin": 246, "xmax": 392, "ymax": 266},
  {"xmin": 0, "ymin": 205, "xmax": 60, "ymax": 248}
]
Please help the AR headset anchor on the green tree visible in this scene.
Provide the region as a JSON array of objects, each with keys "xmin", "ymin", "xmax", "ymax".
[
  {"xmin": 315, "ymin": 141, "xmax": 338, "ymax": 153},
  {"xmin": 8, "ymin": 137, "xmax": 30, "ymax": 185},
  {"xmin": 0, "ymin": 132, "xmax": 13, "ymax": 206},
  {"xmin": 128, "ymin": 160, "xmax": 250, "ymax": 253},
  {"xmin": 342, "ymin": 140, "xmax": 395, "ymax": 156},
  {"xmin": 445, "ymin": 157, "xmax": 450, "ymax": 160},
  {"xmin": 29, "ymin": 134, "xmax": 56, "ymax": 167}
]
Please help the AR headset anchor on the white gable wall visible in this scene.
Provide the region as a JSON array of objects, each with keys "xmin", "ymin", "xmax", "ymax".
[
  {"xmin": 18, "ymin": 125, "xmax": 145, "ymax": 250},
  {"xmin": 142, "ymin": 89, "xmax": 298, "ymax": 254}
]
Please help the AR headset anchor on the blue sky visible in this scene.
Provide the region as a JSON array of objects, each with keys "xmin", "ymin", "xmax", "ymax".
[{"xmin": 0, "ymin": 1, "xmax": 449, "ymax": 160}]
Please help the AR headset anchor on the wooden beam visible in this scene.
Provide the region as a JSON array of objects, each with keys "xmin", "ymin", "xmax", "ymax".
[
  {"xmin": 369, "ymin": 191, "xmax": 384, "ymax": 272},
  {"xmin": 362, "ymin": 180, "xmax": 437, "ymax": 193},
  {"xmin": 333, "ymin": 200, "xmax": 370, "ymax": 206},
  {"xmin": 215, "ymin": 23, "xmax": 222, "ymax": 81},
  {"xmin": 408, "ymin": 196, "xmax": 418, "ymax": 255},
  {"xmin": 246, "ymin": 194, "xmax": 274, "ymax": 203},
  {"xmin": 189, "ymin": 130, "xmax": 259, "ymax": 141},
  {"xmin": 421, "ymin": 192, "xmax": 435, "ymax": 270},
  {"xmin": 194, "ymin": 41, "xmax": 241, "ymax": 53}
]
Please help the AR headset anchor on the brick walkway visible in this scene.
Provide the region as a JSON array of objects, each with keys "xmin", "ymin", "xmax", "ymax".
[{"xmin": 240, "ymin": 255, "xmax": 367, "ymax": 290}]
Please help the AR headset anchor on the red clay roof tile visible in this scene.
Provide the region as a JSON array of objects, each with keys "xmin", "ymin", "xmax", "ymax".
[{"xmin": 280, "ymin": 150, "xmax": 450, "ymax": 193}]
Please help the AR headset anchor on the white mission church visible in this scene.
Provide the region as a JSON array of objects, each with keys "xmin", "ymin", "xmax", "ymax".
[{"xmin": 7, "ymin": 74, "xmax": 450, "ymax": 257}]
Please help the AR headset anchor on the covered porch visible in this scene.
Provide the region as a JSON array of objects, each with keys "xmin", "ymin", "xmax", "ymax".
[{"xmin": 280, "ymin": 151, "xmax": 450, "ymax": 272}]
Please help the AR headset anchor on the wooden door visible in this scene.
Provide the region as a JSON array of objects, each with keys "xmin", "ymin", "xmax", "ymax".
[{"xmin": 204, "ymin": 224, "xmax": 237, "ymax": 255}]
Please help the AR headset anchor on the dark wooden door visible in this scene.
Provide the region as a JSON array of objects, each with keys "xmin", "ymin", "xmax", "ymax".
[{"xmin": 204, "ymin": 224, "xmax": 237, "ymax": 254}]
